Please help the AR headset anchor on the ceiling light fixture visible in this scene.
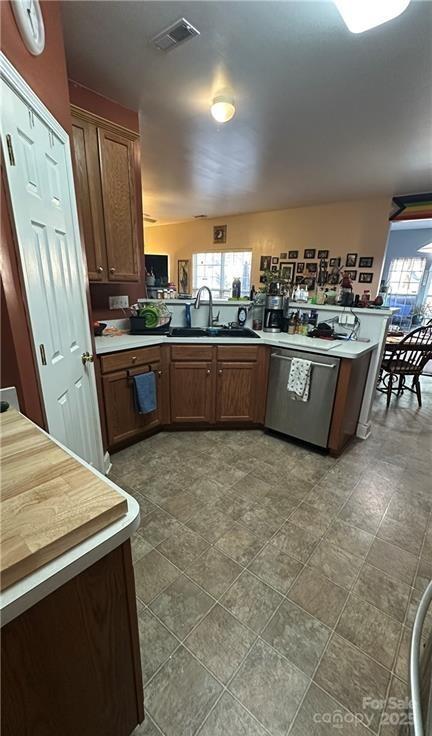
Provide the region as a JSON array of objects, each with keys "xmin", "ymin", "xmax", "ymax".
[
  {"xmin": 418, "ymin": 243, "xmax": 432, "ymax": 254},
  {"xmin": 210, "ymin": 95, "xmax": 236, "ymax": 123},
  {"xmin": 334, "ymin": 0, "xmax": 411, "ymax": 33}
]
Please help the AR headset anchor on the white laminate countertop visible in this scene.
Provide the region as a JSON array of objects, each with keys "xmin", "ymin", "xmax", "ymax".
[
  {"xmin": 95, "ymin": 331, "xmax": 378, "ymax": 360},
  {"xmin": 0, "ymin": 422, "xmax": 140, "ymax": 627}
]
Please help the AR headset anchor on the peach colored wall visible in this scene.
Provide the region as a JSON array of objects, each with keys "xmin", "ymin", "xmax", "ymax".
[{"xmin": 145, "ymin": 197, "xmax": 392, "ymax": 297}]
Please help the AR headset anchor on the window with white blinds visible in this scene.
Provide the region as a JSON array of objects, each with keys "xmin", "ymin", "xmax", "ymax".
[
  {"xmin": 192, "ymin": 251, "xmax": 252, "ymax": 298},
  {"xmin": 387, "ymin": 257, "xmax": 426, "ymax": 295}
]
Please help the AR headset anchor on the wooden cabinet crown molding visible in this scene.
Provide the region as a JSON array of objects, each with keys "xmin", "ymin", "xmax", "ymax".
[{"xmin": 70, "ymin": 104, "xmax": 139, "ymax": 142}]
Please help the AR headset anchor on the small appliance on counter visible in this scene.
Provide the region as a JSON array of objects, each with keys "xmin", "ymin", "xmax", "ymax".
[{"xmin": 263, "ymin": 294, "xmax": 284, "ymax": 333}]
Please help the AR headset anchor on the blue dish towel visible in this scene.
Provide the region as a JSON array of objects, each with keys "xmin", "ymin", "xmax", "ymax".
[{"xmin": 133, "ymin": 371, "xmax": 157, "ymax": 414}]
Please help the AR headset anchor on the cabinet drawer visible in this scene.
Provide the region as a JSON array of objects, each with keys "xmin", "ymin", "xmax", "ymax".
[
  {"xmin": 100, "ymin": 346, "xmax": 161, "ymax": 374},
  {"xmin": 170, "ymin": 345, "xmax": 214, "ymax": 361},
  {"xmin": 216, "ymin": 345, "xmax": 259, "ymax": 361}
]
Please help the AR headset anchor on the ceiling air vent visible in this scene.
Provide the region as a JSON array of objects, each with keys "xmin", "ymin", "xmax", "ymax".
[{"xmin": 150, "ymin": 18, "xmax": 200, "ymax": 51}]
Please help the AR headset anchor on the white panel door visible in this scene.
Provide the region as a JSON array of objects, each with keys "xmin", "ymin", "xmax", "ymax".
[{"xmin": 1, "ymin": 77, "xmax": 104, "ymax": 470}]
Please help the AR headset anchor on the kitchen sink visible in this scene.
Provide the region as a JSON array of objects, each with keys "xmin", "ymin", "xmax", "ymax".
[
  {"xmin": 169, "ymin": 327, "xmax": 260, "ymax": 338},
  {"xmin": 169, "ymin": 328, "xmax": 208, "ymax": 337}
]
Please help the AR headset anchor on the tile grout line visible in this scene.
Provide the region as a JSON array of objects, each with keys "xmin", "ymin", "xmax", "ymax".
[
  {"xmin": 285, "ymin": 524, "xmax": 380, "ymax": 736},
  {"xmin": 137, "ymin": 458, "xmax": 416, "ymax": 686},
  {"xmin": 141, "ymin": 494, "xmax": 329, "ymax": 735},
  {"xmin": 309, "ymin": 474, "xmax": 426, "ymax": 735},
  {"xmin": 115, "ymin": 428, "xmax": 430, "ymax": 736}
]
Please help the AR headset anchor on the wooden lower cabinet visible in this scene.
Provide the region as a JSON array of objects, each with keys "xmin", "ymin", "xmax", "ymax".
[
  {"xmin": 216, "ymin": 361, "xmax": 257, "ymax": 423},
  {"xmin": 328, "ymin": 351, "xmax": 371, "ymax": 456},
  {"xmin": 1, "ymin": 542, "xmax": 143, "ymax": 736},
  {"xmin": 102, "ymin": 359, "xmax": 169, "ymax": 448},
  {"xmin": 170, "ymin": 361, "xmax": 215, "ymax": 424},
  {"xmin": 100, "ymin": 344, "xmax": 269, "ymax": 448}
]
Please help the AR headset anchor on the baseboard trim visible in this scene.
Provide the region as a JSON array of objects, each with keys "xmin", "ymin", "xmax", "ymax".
[{"xmin": 356, "ymin": 421, "xmax": 371, "ymax": 440}]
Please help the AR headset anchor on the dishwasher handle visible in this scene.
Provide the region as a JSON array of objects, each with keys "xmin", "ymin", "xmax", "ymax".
[{"xmin": 270, "ymin": 353, "xmax": 336, "ymax": 370}]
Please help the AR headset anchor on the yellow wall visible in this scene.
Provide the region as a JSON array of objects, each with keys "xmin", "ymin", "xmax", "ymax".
[{"xmin": 145, "ymin": 197, "xmax": 391, "ymax": 297}]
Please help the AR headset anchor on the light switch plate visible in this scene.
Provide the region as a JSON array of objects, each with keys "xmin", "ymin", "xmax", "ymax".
[{"xmin": 109, "ymin": 295, "xmax": 129, "ymax": 309}]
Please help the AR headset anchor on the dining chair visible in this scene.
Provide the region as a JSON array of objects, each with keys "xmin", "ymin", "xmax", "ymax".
[{"xmin": 378, "ymin": 324, "xmax": 432, "ymax": 408}]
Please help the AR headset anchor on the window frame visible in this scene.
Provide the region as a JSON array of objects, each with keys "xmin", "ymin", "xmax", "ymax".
[{"xmin": 192, "ymin": 250, "xmax": 252, "ymax": 299}]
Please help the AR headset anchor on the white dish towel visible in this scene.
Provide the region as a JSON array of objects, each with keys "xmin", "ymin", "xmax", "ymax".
[{"xmin": 287, "ymin": 357, "xmax": 312, "ymax": 402}]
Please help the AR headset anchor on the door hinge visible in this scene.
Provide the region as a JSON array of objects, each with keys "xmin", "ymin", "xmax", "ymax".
[
  {"xmin": 5, "ymin": 134, "xmax": 15, "ymax": 166},
  {"xmin": 39, "ymin": 344, "xmax": 47, "ymax": 366}
]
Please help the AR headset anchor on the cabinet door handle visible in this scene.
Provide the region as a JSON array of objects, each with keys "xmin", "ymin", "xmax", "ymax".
[
  {"xmin": 207, "ymin": 369, "xmax": 211, "ymax": 375},
  {"xmin": 131, "ymin": 356, "xmax": 137, "ymax": 363},
  {"xmin": 96, "ymin": 266, "xmax": 103, "ymax": 273},
  {"xmin": 158, "ymin": 370, "xmax": 162, "ymax": 377},
  {"xmin": 109, "ymin": 267, "xmax": 116, "ymax": 274},
  {"xmin": 218, "ymin": 369, "xmax": 223, "ymax": 375}
]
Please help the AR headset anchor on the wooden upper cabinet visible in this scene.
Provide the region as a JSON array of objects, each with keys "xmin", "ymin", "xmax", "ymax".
[
  {"xmin": 71, "ymin": 116, "xmax": 106, "ymax": 281},
  {"xmin": 70, "ymin": 108, "xmax": 141, "ymax": 283},
  {"xmin": 98, "ymin": 129, "xmax": 139, "ymax": 282}
]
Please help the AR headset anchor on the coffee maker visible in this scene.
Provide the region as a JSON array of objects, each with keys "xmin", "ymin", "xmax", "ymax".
[{"xmin": 263, "ymin": 294, "xmax": 284, "ymax": 333}]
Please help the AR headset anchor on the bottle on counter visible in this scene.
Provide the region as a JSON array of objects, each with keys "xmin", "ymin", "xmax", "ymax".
[
  {"xmin": 288, "ymin": 313, "xmax": 295, "ymax": 334},
  {"xmin": 360, "ymin": 290, "xmax": 371, "ymax": 307},
  {"xmin": 232, "ymin": 278, "xmax": 241, "ymax": 298}
]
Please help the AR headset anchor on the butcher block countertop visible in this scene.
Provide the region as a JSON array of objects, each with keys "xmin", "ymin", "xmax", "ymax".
[{"xmin": 0, "ymin": 410, "xmax": 139, "ymax": 626}]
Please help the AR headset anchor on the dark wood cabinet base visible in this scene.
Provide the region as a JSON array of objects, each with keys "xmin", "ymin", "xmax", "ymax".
[
  {"xmin": 99, "ymin": 343, "xmax": 371, "ymax": 458},
  {"xmin": 328, "ymin": 352, "xmax": 371, "ymax": 456},
  {"xmin": 1, "ymin": 541, "xmax": 144, "ymax": 736}
]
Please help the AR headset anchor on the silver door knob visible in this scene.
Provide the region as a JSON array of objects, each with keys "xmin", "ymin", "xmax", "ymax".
[
  {"xmin": 96, "ymin": 266, "xmax": 103, "ymax": 273},
  {"xmin": 109, "ymin": 267, "xmax": 116, "ymax": 274}
]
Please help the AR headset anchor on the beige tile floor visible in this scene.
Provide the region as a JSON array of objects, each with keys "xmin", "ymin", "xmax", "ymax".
[{"xmin": 110, "ymin": 380, "xmax": 432, "ymax": 736}]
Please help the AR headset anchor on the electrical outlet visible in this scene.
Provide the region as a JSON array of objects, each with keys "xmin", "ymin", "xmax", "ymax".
[{"xmin": 109, "ymin": 295, "xmax": 129, "ymax": 310}]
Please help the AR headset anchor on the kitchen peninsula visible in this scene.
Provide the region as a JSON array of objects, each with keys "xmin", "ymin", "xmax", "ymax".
[{"xmin": 94, "ymin": 307, "xmax": 384, "ymax": 458}]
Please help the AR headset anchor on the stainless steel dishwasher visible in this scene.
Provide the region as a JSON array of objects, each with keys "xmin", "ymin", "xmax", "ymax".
[{"xmin": 265, "ymin": 347, "xmax": 340, "ymax": 448}]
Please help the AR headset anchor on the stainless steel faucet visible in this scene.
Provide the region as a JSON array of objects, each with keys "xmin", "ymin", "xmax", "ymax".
[{"xmin": 194, "ymin": 286, "xmax": 214, "ymax": 327}]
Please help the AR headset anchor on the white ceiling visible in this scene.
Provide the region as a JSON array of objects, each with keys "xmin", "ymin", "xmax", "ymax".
[
  {"xmin": 61, "ymin": 1, "xmax": 432, "ymax": 224},
  {"xmin": 391, "ymin": 218, "xmax": 432, "ymax": 230}
]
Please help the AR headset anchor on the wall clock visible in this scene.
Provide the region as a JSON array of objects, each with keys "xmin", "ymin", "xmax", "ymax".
[{"xmin": 12, "ymin": 0, "xmax": 45, "ymax": 56}]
